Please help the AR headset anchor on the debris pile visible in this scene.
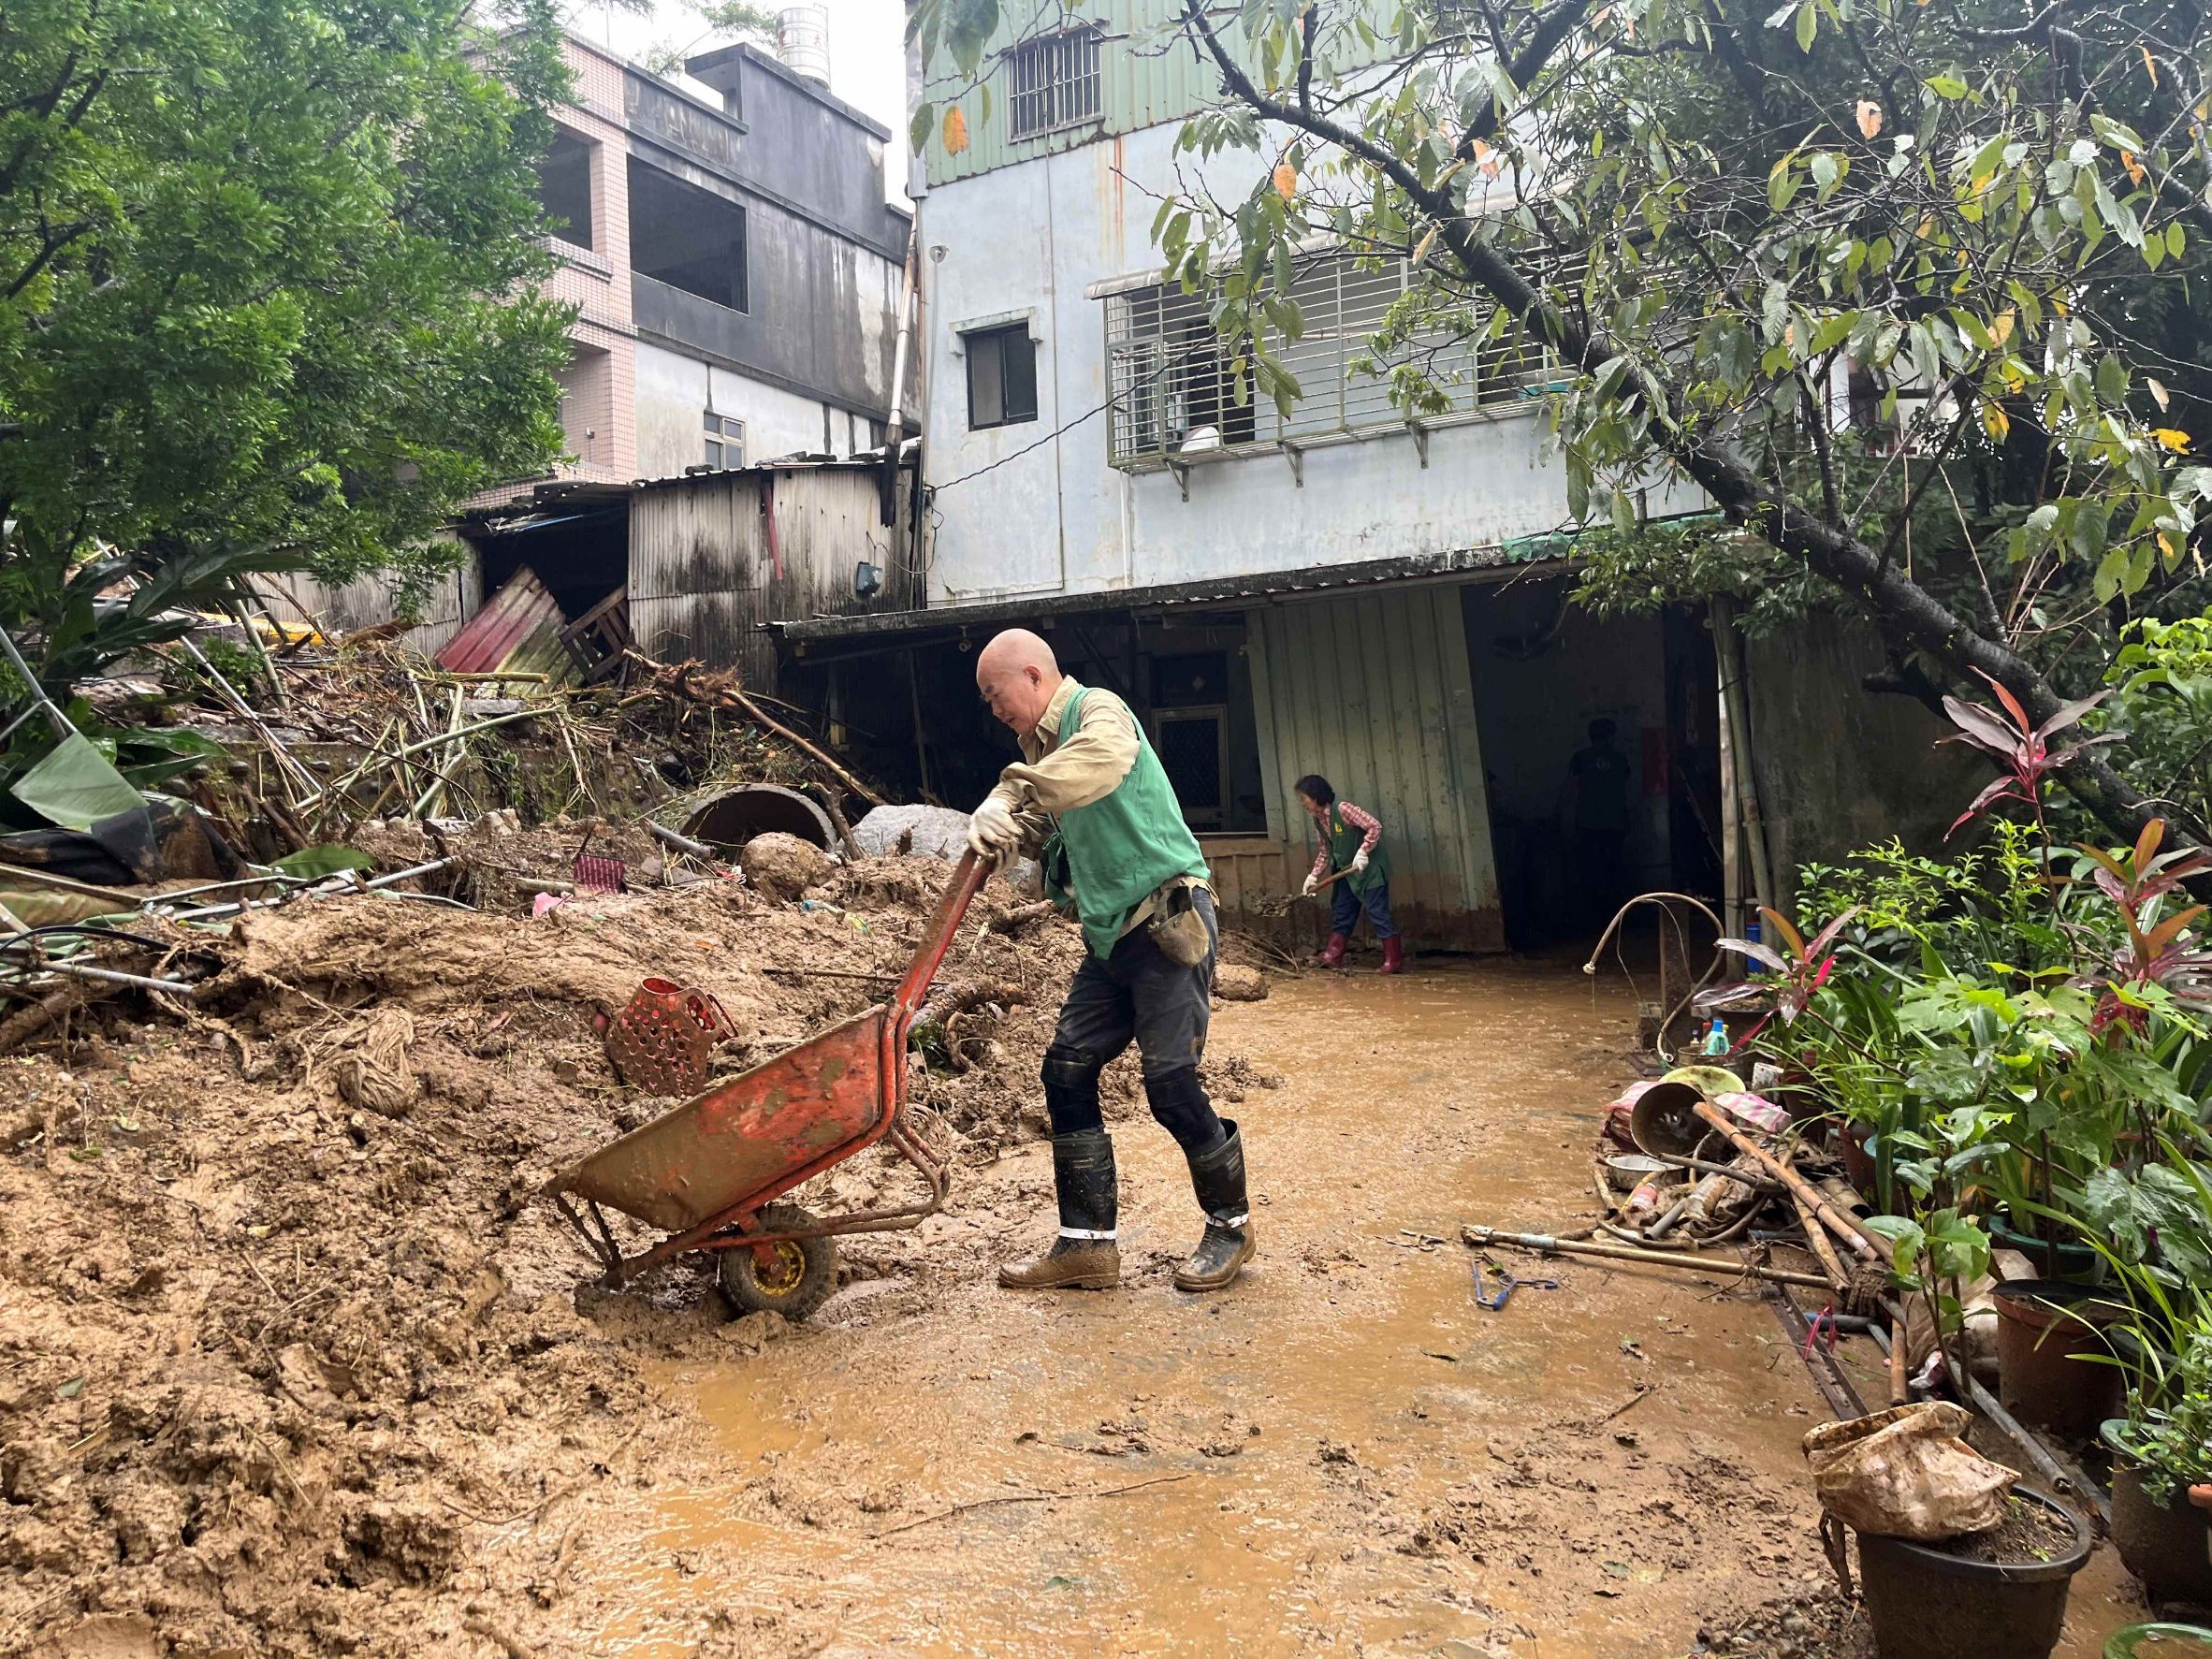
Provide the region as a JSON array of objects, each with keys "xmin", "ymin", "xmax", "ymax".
[{"xmin": 0, "ymin": 815, "xmax": 1275, "ymax": 1653}]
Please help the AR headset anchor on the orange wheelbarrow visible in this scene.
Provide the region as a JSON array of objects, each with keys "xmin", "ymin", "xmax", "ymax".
[{"xmin": 544, "ymin": 851, "xmax": 989, "ymax": 1321}]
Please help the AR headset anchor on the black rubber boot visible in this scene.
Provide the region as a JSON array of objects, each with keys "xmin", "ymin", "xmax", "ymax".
[
  {"xmin": 1174, "ymin": 1118, "xmax": 1254, "ymax": 1291},
  {"xmin": 999, "ymin": 1128, "xmax": 1120, "ymax": 1290}
]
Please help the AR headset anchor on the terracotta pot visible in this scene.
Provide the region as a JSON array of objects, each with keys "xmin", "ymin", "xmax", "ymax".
[
  {"xmin": 1856, "ymin": 1488, "xmax": 2091, "ymax": 1659},
  {"xmin": 2109, "ymin": 1459, "xmax": 2212, "ymax": 1607},
  {"xmin": 1840, "ymin": 1121, "xmax": 1878, "ymax": 1197},
  {"xmin": 1994, "ymin": 1280, "xmax": 2126, "ymax": 1439}
]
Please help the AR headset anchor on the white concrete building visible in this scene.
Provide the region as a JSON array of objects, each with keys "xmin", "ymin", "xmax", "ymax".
[{"xmin": 775, "ymin": 2, "xmax": 1714, "ymax": 951}]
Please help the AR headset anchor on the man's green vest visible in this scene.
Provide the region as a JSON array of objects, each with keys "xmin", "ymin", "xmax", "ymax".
[
  {"xmin": 1046, "ymin": 684, "xmax": 1211, "ymax": 959},
  {"xmin": 1327, "ymin": 805, "xmax": 1390, "ymax": 895}
]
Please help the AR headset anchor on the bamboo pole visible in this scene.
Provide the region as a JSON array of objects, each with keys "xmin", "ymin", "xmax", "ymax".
[{"xmin": 1693, "ymin": 1100, "xmax": 1890, "ymax": 1260}]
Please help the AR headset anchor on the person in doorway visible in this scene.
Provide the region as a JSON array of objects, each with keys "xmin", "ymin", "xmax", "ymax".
[
  {"xmin": 1295, "ymin": 775, "xmax": 1402, "ymax": 974},
  {"xmin": 965, "ymin": 628, "xmax": 1254, "ymax": 1295},
  {"xmin": 1561, "ymin": 718, "xmax": 1634, "ymax": 932}
]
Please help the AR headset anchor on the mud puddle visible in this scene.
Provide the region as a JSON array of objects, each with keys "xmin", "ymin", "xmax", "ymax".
[{"xmin": 555, "ymin": 963, "xmax": 1928, "ymax": 1656}]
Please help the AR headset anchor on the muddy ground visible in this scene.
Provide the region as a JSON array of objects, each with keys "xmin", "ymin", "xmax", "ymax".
[{"xmin": 0, "ymin": 858, "xmax": 2156, "ymax": 1657}]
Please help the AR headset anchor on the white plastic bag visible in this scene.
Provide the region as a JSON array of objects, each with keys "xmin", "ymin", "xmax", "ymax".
[{"xmin": 1801, "ymin": 1402, "xmax": 2016, "ymax": 1540}]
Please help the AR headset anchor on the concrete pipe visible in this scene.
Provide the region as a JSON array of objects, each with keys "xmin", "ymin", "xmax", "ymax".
[{"xmin": 681, "ymin": 784, "xmax": 836, "ymax": 855}]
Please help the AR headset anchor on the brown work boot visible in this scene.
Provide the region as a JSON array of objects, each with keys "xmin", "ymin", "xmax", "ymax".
[
  {"xmin": 1173, "ymin": 1120, "xmax": 1255, "ymax": 1292},
  {"xmin": 998, "ymin": 1128, "xmax": 1120, "ymax": 1291}
]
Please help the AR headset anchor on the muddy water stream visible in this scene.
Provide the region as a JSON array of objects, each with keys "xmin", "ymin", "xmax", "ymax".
[{"xmin": 578, "ymin": 963, "xmax": 2143, "ymax": 1656}]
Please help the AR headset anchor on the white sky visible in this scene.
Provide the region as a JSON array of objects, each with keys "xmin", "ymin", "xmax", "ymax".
[{"xmin": 580, "ymin": 0, "xmax": 910, "ymax": 200}]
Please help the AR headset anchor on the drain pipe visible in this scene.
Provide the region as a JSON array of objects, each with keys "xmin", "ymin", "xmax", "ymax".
[{"xmin": 879, "ymin": 221, "xmax": 919, "ymax": 527}]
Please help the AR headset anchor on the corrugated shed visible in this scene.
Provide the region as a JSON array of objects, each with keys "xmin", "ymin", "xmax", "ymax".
[
  {"xmin": 627, "ymin": 464, "xmax": 916, "ymax": 691},
  {"xmin": 253, "ymin": 538, "xmax": 479, "ymax": 656},
  {"xmin": 1246, "ymin": 587, "xmax": 1504, "ymax": 952},
  {"xmin": 920, "ymin": 0, "xmax": 1394, "ymax": 185}
]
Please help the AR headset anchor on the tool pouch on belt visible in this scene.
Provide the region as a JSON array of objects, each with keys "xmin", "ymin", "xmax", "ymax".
[{"xmin": 1147, "ymin": 881, "xmax": 1211, "ymax": 967}]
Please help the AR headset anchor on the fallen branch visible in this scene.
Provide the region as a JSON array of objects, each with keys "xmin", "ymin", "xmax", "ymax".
[
  {"xmin": 621, "ymin": 649, "xmax": 885, "ymax": 808},
  {"xmin": 988, "ymin": 899, "xmax": 1059, "ymax": 935},
  {"xmin": 872, "ymin": 1471, "xmax": 1190, "ymax": 1539},
  {"xmin": 0, "ymin": 985, "xmax": 107, "ymax": 1055}
]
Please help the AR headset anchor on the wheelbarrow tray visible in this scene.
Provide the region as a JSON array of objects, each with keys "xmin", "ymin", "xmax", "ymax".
[
  {"xmin": 553, "ymin": 1005, "xmax": 895, "ymax": 1234},
  {"xmin": 541, "ymin": 851, "xmax": 990, "ymax": 1288}
]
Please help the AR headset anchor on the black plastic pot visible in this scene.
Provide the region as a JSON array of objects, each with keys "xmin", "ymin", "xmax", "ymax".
[
  {"xmin": 1856, "ymin": 1488, "xmax": 2091, "ymax": 1659},
  {"xmin": 1988, "ymin": 1215, "xmax": 2104, "ymax": 1283},
  {"xmin": 2108, "ymin": 1454, "xmax": 2212, "ymax": 1608}
]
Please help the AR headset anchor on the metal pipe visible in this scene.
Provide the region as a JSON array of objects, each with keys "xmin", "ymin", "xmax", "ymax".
[
  {"xmin": 2, "ymin": 960, "xmax": 196, "ymax": 996},
  {"xmin": 1461, "ymin": 1224, "xmax": 1833, "ymax": 1289},
  {"xmin": 1693, "ymin": 1099, "xmax": 1890, "ymax": 1261},
  {"xmin": 648, "ymin": 821, "xmax": 718, "ymax": 862},
  {"xmin": 162, "ymin": 857, "xmax": 455, "ymax": 921}
]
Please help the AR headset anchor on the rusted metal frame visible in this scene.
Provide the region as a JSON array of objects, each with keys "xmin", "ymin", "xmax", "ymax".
[{"xmin": 1768, "ymin": 1282, "xmax": 1869, "ymax": 1421}]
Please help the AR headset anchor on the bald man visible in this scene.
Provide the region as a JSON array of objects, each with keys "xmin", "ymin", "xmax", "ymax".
[{"xmin": 967, "ymin": 629, "xmax": 1254, "ymax": 1293}]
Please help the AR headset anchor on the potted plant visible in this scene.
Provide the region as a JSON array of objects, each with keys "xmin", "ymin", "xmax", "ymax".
[
  {"xmin": 2103, "ymin": 1310, "xmax": 2212, "ymax": 1607},
  {"xmin": 1855, "ymin": 1487, "xmax": 2094, "ymax": 1659}
]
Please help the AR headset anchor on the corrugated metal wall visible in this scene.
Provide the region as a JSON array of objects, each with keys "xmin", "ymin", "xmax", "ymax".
[
  {"xmin": 628, "ymin": 465, "xmax": 916, "ymax": 691},
  {"xmin": 920, "ymin": 0, "xmax": 1396, "ymax": 186},
  {"xmin": 253, "ymin": 539, "xmax": 478, "ymax": 657},
  {"xmin": 1246, "ymin": 586, "xmax": 1504, "ymax": 952}
]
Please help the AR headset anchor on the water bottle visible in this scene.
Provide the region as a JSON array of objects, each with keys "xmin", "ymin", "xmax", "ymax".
[{"xmin": 1702, "ymin": 1017, "xmax": 1729, "ymax": 1057}]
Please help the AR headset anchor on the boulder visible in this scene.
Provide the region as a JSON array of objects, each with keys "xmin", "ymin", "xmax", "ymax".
[
  {"xmin": 740, "ymin": 832, "xmax": 833, "ymax": 902},
  {"xmin": 1214, "ymin": 965, "xmax": 1270, "ymax": 1002}
]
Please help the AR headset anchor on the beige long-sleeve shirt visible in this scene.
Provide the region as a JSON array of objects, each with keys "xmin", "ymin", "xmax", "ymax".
[
  {"xmin": 983, "ymin": 677, "xmax": 1205, "ymax": 938},
  {"xmin": 984, "ymin": 676, "xmax": 1139, "ymax": 830}
]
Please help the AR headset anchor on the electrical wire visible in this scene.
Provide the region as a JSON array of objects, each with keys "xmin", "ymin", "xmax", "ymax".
[{"xmin": 927, "ymin": 396, "xmax": 1115, "ymax": 495}]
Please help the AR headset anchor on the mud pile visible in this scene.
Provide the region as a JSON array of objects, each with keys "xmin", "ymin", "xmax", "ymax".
[{"xmin": 0, "ymin": 846, "xmax": 1269, "ymax": 1656}]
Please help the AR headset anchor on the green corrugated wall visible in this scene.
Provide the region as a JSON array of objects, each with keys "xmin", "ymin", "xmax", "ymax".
[{"xmin": 1246, "ymin": 586, "xmax": 1505, "ymax": 952}]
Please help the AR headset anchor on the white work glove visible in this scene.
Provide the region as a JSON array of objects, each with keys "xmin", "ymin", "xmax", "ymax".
[
  {"xmin": 1350, "ymin": 849, "xmax": 1370, "ymax": 873},
  {"xmin": 1301, "ymin": 872, "xmax": 1318, "ymax": 897},
  {"xmin": 967, "ymin": 797, "xmax": 1020, "ymax": 862}
]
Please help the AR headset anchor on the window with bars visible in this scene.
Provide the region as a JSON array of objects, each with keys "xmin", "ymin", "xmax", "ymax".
[
  {"xmin": 1103, "ymin": 250, "xmax": 1579, "ymax": 467},
  {"xmin": 1007, "ymin": 28, "xmax": 1102, "ymax": 139}
]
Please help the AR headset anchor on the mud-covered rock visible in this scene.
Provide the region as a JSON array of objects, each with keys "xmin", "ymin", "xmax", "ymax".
[
  {"xmin": 1214, "ymin": 965, "xmax": 1270, "ymax": 1002},
  {"xmin": 740, "ymin": 832, "xmax": 833, "ymax": 901}
]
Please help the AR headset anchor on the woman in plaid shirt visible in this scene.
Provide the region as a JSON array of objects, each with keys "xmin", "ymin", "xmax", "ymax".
[{"xmin": 1295, "ymin": 774, "xmax": 1402, "ymax": 973}]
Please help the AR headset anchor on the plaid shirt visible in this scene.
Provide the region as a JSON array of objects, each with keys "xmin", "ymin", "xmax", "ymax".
[{"xmin": 1310, "ymin": 799, "xmax": 1382, "ymax": 882}]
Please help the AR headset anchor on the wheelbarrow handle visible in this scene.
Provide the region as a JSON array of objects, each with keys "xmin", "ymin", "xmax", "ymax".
[{"xmin": 890, "ymin": 849, "xmax": 990, "ymax": 1024}]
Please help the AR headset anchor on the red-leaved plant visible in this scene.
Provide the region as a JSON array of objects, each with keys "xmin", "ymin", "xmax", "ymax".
[
  {"xmin": 2076, "ymin": 819, "xmax": 2212, "ymax": 1036},
  {"xmin": 1713, "ymin": 905, "xmax": 1861, "ymax": 1024},
  {"xmin": 1941, "ymin": 669, "xmax": 2117, "ymax": 838}
]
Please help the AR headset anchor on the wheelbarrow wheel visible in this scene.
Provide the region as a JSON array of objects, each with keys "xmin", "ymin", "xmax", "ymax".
[{"xmin": 717, "ymin": 1203, "xmax": 837, "ymax": 1323}]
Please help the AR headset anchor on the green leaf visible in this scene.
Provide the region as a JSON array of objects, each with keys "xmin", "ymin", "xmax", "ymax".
[
  {"xmin": 9, "ymin": 732, "xmax": 145, "ymax": 833},
  {"xmin": 1926, "ymin": 73, "xmax": 1969, "ymax": 99},
  {"xmin": 1795, "ymin": 0, "xmax": 1817, "ymax": 52},
  {"xmin": 910, "ymin": 101, "xmax": 935, "ymax": 154},
  {"xmin": 2167, "ymin": 222, "xmax": 2188, "ymax": 257},
  {"xmin": 270, "ymin": 844, "xmax": 378, "ymax": 880},
  {"xmin": 2093, "ymin": 546, "xmax": 2132, "ymax": 603}
]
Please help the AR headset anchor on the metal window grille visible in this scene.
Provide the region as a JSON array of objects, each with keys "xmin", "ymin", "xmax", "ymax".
[
  {"xmin": 1103, "ymin": 250, "xmax": 1583, "ymax": 467},
  {"xmin": 1008, "ymin": 29, "xmax": 1102, "ymax": 139},
  {"xmin": 1153, "ymin": 708, "xmax": 1228, "ymax": 827}
]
